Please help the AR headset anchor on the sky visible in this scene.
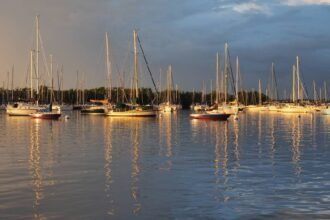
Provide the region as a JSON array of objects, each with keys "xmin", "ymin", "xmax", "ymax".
[{"xmin": 0, "ymin": 0, "xmax": 329, "ymax": 97}]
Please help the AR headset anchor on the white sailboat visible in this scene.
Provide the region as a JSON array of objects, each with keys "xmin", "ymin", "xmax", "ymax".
[
  {"xmin": 7, "ymin": 16, "xmax": 45, "ymax": 116},
  {"xmin": 280, "ymin": 56, "xmax": 312, "ymax": 114},
  {"xmin": 159, "ymin": 65, "xmax": 180, "ymax": 112},
  {"xmin": 82, "ymin": 32, "xmax": 113, "ymax": 115},
  {"xmin": 105, "ymin": 30, "xmax": 156, "ymax": 117}
]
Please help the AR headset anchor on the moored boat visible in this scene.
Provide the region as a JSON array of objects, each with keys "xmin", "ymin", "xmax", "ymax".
[
  {"xmin": 29, "ymin": 105, "xmax": 61, "ymax": 119},
  {"xmin": 30, "ymin": 111, "xmax": 61, "ymax": 119},
  {"xmin": 105, "ymin": 103, "xmax": 156, "ymax": 117},
  {"xmin": 190, "ymin": 110, "xmax": 231, "ymax": 120},
  {"xmin": 6, "ymin": 102, "xmax": 45, "ymax": 116},
  {"xmin": 81, "ymin": 100, "xmax": 109, "ymax": 115}
]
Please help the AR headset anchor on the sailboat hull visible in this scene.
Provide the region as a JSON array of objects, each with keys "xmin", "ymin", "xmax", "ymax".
[
  {"xmin": 190, "ymin": 112, "xmax": 231, "ymax": 120},
  {"xmin": 30, "ymin": 112, "xmax": 61, "ymax": 119},
  {"xmin": 6, "ymin": 104, "xmax": 44, "ymax": 116},
  {"xmin": 105, "ymin": 110, "xmax": 156, "ymax": 117}
]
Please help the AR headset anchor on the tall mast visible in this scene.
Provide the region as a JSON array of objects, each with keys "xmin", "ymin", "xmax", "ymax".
[
  {"xmin": 76, "ymin": 71, "xmax": 79, "ymax": 105},
  {"xmin": 175, "ymin": 84, "xmax": 178, "ymax": 104},
  {"xmin": 324, "ymin": 81, "xmax": 327, "ymax": 102},
  {"xmin": 296, "ymin": 56, "xmax": 300, "ymax": 101},
  {"xmin": 105, "ymin": 32, "xmax": 112, "ymax": 100},
  {"xmin": 224, "ymin": 43, "xmax": 228, "ymax": 103},
  {"xmin": 11, "ymin": 65, "xmax": 14, "ymax": 101},
  {"xmin": 167, "ymin": 65, "xmax": 172, "ymax": 104},
  {"xmin": 36, "ymin": 15, "xmax": 39, "ymax": 105},
  {"xmin": 313, "ymin": 80, "xmax": 317, "ymax": 102},
  {"xmin": 50, "ymin": 54, "xmax": 53, "ymax": 103},
  {"xmin": 292, "ymin": 65, "xmax": 296, "ymax": 103},
  {"xmin": 133, "ymin": 30, "xmax": 139, "ymax": 100},
  {"xmin": 210, "ymin": 80, "xmax": 213, "ymax": 105},
  {"xmin": 235, "ymin": 56, "xmax": 239, "ymax": 102},
  {"xmin": 30, "ymin": 50, "xmax": 33, "ymax": 99},
  {"xmin": 159, "ymin": 68, "xmax": 162, "ymax": 103},
  {"xmin": 271, "ymin": 62, "xmax": 278, "ymax": 101},
  {"xmin": 216, "ymin": 52, "xmax": 219, "ymax": 104},
  {"xmin": 258, "ymin": 79, "xmax": 262, "ymax": 105}
]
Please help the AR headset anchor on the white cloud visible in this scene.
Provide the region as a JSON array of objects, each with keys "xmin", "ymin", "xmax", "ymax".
[
  {"xmin": 234, "ymin": 2, "xmax": 265, "ymax": 13},
  {"xmin": 283, "ymin": 0, "xmax": 330, "ymax": 6},
  {"xmin": 219, "ymin": 2, "xmax": 271, "ymax": 14}
]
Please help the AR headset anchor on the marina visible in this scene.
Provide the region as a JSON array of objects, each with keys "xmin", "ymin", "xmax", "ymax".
[{"xmin": 1, "ymin": 0, "xmax": 330, "ymax": 219}]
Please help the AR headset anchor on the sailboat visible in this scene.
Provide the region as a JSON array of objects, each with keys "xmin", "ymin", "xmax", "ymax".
[
  {"xmin": 7, "ymin": 16, "xmax": 46, "ymax": 116},
  {"xmin": 82, "ymin": 32, "xmax": 113, "ymax": 115},
  {"xmin": 28, "ymin": 16, "xmax": 62, "ymax": 119},
  {"xmin": 104, "ymin": 30, "xmax": 156, "ymax": 117},
  {"xmin": 280, "ymin": 56, "xmax": 312, "ymax": 113},
  {"xmin": 30, "ymin": 104, "xmax": 61, "ymax": 119},
  {"xmin": 190, "ymin": 51, "xmax": 231, "ymax": 120},
  {"xmin": 159, "ymin": 65, "xmax": 180, "ymax": 112}
]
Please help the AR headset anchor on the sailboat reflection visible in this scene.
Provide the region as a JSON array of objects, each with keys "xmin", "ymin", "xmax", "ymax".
[
  {"xmin": 233, "ymin": 119, "xmax": 240, "ymax": 171},
  {"xmin": 104, "ymin": 117, "xmax": 144, "ymax": 215},
  {"xmin": 131, "ymin": 120, "xmax": 141, "ymax": 214},
  {"xmin": 270, "ymin": 114, "xmax": 276, "ymax": 162},
  {"xmin": 29, "ymin": 119, "xmax": 44, "ymax": 219},
  {"xmin": 158, "ymin": 113, "xmax": 178, "ymax": 170},
  {"xmin": 103, "ymin": 119, "xmax": 114, "ymax": 216},
  {"xmin": 205, "ymin": 120, "xmax": 231, "ymax": 203},
  {"xmin": 291, "ymin": 116, "xmax": 302, "ymax": 176}
]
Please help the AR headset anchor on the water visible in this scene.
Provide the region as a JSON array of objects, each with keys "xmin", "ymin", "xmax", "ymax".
[{"xmin": 0, "ymin": 111, "xmax": 330, "ymax": 219}]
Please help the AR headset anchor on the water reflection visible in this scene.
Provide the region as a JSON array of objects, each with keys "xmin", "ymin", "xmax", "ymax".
[
  {"xmin": 258, "ymin": 112, "xmax": 262, "ymax": 155},
  {"xmin": 131, "ymin": 120, "xmax": 141, "ymax": 214},
  {"xmin": 3, "ymin": 110, "xmax": 330, "ymax": 219},
  {"xmin": 103, "ymin": 119, "xmax": 114, "ymax": 216},
  {"xmin": 158, "ymin": 113, "xmax": 178, "ymax": 170},
  {"xmin": 291, "ymin": 116, "xmax": 302, "ymax": 176},
  {"xmin": 103, "ymin": 117, "xmax": 145, "ymax": 216},
  {"xmin": 270, "ymin": 114, "xmax": 276, "ymax": 162},
  {"xmin": 29, "ymin": 119, "xmax": 44, "ymax": 219},
  {"xmin": 233, "ymin": 120, "xmax": 240, "ymax": 171}
]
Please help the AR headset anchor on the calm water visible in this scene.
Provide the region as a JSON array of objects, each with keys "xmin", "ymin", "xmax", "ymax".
[{"xmin": 0, "ymin": 110, "xmax": 330, "ymax": 219}]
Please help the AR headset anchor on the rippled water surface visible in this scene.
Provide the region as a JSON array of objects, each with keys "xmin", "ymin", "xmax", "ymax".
[{"xmin": 0, "ymin": 111, "xmax": 330, "ymax": 219}]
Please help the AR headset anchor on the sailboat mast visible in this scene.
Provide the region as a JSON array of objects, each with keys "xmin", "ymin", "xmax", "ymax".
[
  {"xmin": 235, "ymin": 56, "xmax": 239, "ymax": 102},
  {"xmin": 36, "ymin": 15, "xmax": 39, "ymax": 105},
  {"xmin": 168, "ymin": 65, "xmax": 172, "ymax": 104},
  {"xmin": 324, "ymin": 81, "xmax": 327, "ymax": 102},
  {"xmin": 292, "ymin": 65, "xmax": 296, "ymax": 103},
  {"xmin": 296, "ymin": 56, "xmax": 300, "ymax": 101},
  {"xmin": 133, "ymin": 30, "xmax": 139, "ymax": 100},
  {"xmin": 30, "ymin": 50, "xmax": 33, "ymax": 99},
  {"xmin": 159, "ymin": 68, "xmax": 162, "ymax": 103},
  {"xmin": 210, "ymin": 80, "xmax": 213, "ymax": 105},
  {"xmin": 105, "ymin": 32, "xmax": 112, "ymax": 100},
  {"xmin": 50, "ymin": 54, "xmax": 53, "ymax": 103},
  {"xmin": 11, "ymin": 65, "xmax": 14, "ymax": 101},
  {"xmin": 258, "ymin": 79, "xmax": 262, "ymax": 106},
  {"xmin": 224, "ymin": 43, "xmax": 228, "ymax": 103},
  {"xmin": 216, "ymin": 52, "xmax": 219, "ymax": 104},
  {"xmin": 271, "ymin": 62, "xmax": 277, "ymax": 101},
  {"xmin": 313, "ymin": 80, "xmax": 317, "ymax": 102}
]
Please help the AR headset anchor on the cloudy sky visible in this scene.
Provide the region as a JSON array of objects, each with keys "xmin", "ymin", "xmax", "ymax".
[{"xmin": 0, "ymin": 0, "xmax": 329, "ymax": 97}]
